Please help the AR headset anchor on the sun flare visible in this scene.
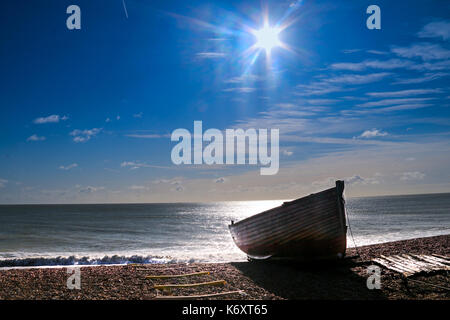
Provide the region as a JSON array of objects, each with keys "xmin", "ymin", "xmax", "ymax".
[{"xmin": 252, "ymin": 24, "xmax": 281, "ymax": 52}]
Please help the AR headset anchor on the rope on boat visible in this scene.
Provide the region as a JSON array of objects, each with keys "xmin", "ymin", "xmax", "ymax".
[{"xmin": 343, "ymin": 197, "xmax": 361, "ymax": 258}]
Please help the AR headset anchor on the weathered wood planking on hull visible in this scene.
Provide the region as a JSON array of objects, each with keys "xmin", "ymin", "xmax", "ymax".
[{"xmin": 228, "ymin": 181, "xmax": 347, "ymax": 260}]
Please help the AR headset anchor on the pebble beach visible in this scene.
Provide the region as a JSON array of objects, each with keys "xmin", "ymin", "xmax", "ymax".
[{"xmin": 0, "ymin": 235, "xmax": 448, "ymax": 300}]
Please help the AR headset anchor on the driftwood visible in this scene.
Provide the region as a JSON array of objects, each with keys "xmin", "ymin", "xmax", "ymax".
[
  {"xmin": 153, "ymin": 290, "xmax": 245, "ymax": 300},
  {"xmin": 406, "ymin": 278, "xmax": 450, "ymax": 291},
  {"xmin": 431, "ymin": 254, "xmax": 450, "ymax": 263},
  {"xmin": 414, "ymin": 254, "xmax": 449, "ymax": 267},
  {"xmin": 146, "ymin": 271, "xmax": 210, "ymax": 279},
  {"xmin": 373, "ymin": 254, "xmax": 450, "ymax": 277},
  {"xmin": 372, "ymin": 257, "xmax": 410, "ymax": 276},
  {"xmin": 153, "ymin": 280, "xmax": 226, "ymax": 290}
]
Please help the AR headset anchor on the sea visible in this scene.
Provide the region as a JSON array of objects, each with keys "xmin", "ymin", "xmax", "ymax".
[{"xmin": 0, "ymin": 193, "xmax": 449, "ymax": 268}]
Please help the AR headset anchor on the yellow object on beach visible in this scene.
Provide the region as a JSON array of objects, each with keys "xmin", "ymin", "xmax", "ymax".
[
  {"xmin": 146, "ymin": 271, "xmax": 210, "ymax": 279},
  {"xmin": 153, "ymin": 280, "xmax": 226, "ymax": 290},
  {"xmin": 153, "ymin": 290, "xmax": 245, "ymax": 300}
]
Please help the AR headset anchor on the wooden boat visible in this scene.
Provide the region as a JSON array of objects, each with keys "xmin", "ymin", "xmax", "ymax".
[{"xmin": 228, "ymin": 180, "xmax": 347, "ymax": 261}]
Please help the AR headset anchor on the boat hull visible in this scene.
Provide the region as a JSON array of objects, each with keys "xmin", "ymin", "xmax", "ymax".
[{"xmin": 229, "ymin": 181, "xmax": 347, "ymax": 260}]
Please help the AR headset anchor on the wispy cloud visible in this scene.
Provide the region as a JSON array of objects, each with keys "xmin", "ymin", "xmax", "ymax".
[
  {"xmin": 125, "ymin": 134, "xmax": 170, "ymax": 139},
  {"xmin": 196, "ymin": 52, "xmax": 226, "ymax": 59},
  {"xmin": 214, "ymin": 177, "xmax": 227, "ymax": 183},
  {"xmin": 174, "ymin": 185, "xmax": 184, "ymax": 192},
  {"xmin": 400, "ymin": 171, "xmax": 425, "ymax": 181},
  {"xmin": 59, "ymin": 163, "xmax": 78, "ymax": 170},
  {"xmin": 27, "ymin": 134, "xmax": 46, "ymax": 142},
  {"xmin": 121, "ymin": 161, "xmax": 170, "ymax": 170},
  {"xmin": 133, "ymin": 112, "xmax": 143, "ymax": 118},
  {"xmin": 296, "ymin": 82, "xmax": 343, "ymax": 96},
  {"xmin": 393, "ymin": 72, "xmax": 450, "ymax": 84},
  {"xmin": 409, "ymin": 59, "xmax": 450, "ymax": 71},
  {"xmin": 313, "ymin": 174, "xmax": 381, "ymax": 188},
  {"xmin": 357, "ymin": 97, "xmax": 434, "ymax": 108},
  {"xmin": 359, "ymin": 129, "xmax": 388, "ymax": 138},
  {"xmin": 70, "ymin": 128, "xmax": 102, "ymax": 143},
  {"xmin": 153, "ymin": 177, "xmax": 184, "ymax": 184},
  {"xmin": 349, "ymin": 103, "xmax": 433, "ymax": 114},
  {"xmin": 367, "ymin": 50, "xmax": 389, "ymax": 55},
  {"xmin": 128, "ymin": 185, "xmax": 149, "ymax": 191},
  {"xmin": 342, "ymin": 49, "xmax": 361, "ymax": 54},
  {"xmin": 330, "ymin": 59, "xmax": 413, "ymax": 71},
  {"xmin": 325, "ymin": 72, "xmax": 392, "ymax": 85},
  {"xmin": 223, "ymin": 87, "xmax": 256, "ymax": 93},
  {"xmin": 366, "ymin": 89, "xmax": 442, "ymax": 98},
  {"xmin": 418, "ymin": 20, "xmax": 450, "ymax": 41},
  {"xmin": 259, "ymin": 109, "xmax": 316, "ymax": 117},
  {"xmin": 78, "ymin": 185, "xmax": 105, "ymax": 193},
  {"xmin": 33, "ymin": 114, "xmax": 68, "ymax": 124},
  {"xmin": 0, "ymin": 178, "xmax": 7, "ymax": 188},
  {"xmin": 297, "ymin": 72, "xmax": 391, "ymax": 96},
  {"xmin": 152, "ymin": 178, "xmax": 185, "ymax": 192},
  {"xmin": 345, "ymin": 174, "xmax": 381, "ymax": 185},
  {"xmin": 289, "ymin": 0, "xmax": 303, "ymax": 9},
  {"xmin": 224, "ymin": 74, "xmax": 264, "ymax": 84},
  {"xmin": 391, "ymin": 43, "xmax": 450, "ymax": 61},
  {"xmin": 121, "ymin": 161, "xmax": 148, "ymax": 170},
  {"xmin": 305, "ymin": 99, "xmax": 337, "ymax": 105},
  {"xmin": 275, "ymin": 103, "xmax": 296, "ymax": 109},
  {"xmin": 332, "ymin": 56, "xmax": 450, "ymax": 73}
]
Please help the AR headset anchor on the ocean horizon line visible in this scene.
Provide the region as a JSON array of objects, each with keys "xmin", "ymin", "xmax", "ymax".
[{"xmin": 1, "ymin": 190, "xmax": 450, "ymax": 206}]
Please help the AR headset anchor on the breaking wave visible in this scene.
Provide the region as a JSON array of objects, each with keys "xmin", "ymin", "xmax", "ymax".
[{"xmin": 0, "ymin": 255, "xmax": 182, "ymax": 268}]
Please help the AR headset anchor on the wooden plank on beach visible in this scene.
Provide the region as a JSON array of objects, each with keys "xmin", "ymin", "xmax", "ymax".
[
  {"xmin": 374, "ymin": 256, "xmax": 413, "ymax": 274},
  {"xmin": 372, "ymin": 258, "xmax": 411, "ymax": 276},
  {"xmin": 392, "ymin": 255, "xmax": 427, "ymax": 273},
  {"xmin": 430, "ymin": 254, "xmax": 450, "ymax": 264},
  {"xmin": 153, "ymin": 290, "xmax": 245, "ymax": 300},
  {"xmin": 377, "ymin": 256, "xmax": 415, "ymax": 275},
  {"xmin": 411, "ymin": 255, "xmax": 450, "ymax": 270},
  {"xmin": 401, "ymin": 254, "xmax": 435, "ymax": 272},
  {"xmin": 380, "ymin": 255, "xmax": 420, "ymax": 273},
  {"xmin": 385, "ymin": 255, "xmax": 418, "ymax": 272},
  {"xmin": 425, "ymin": 255, "xmax": 450, "ymax": 266},
  {"xmin": 431, "ymin": 254, "xmax": 450, "ymax": 260},
  {"xmin": 392, "ymin": 255, "xmax": 423, "ymax": 270},
  {"xmin": 418, "ymin": 254, "xmax": 449, "ymax": 263},
  {"xmin": 374, "ymin": 254, "xmax": 450, "ymax": 277},
  {"xmin": 153, "ymin": 280, "xmax": 226, "ymax": 290},
  {"xmin": 389, "ymin": 255, "xmax": 433, "ymax": 273},
  {"xmin": 146, "ymin": 271, "xmax": 210, "ymax": 279},
  {"xmin": 403, "ymin": 254, "xmax": 449, "ymax": 272},
  {"xmin": 378, "ymin": 256, "xmax": 419, "ymax": 275}
]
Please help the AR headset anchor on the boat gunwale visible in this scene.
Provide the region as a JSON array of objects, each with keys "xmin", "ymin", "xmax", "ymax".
[
  {"xmin": 232, "ymin": 214, "xmax": 343, "ymax": 249},
  {"xmin": 229, "ymin": 203, "xmax": 342, "ymax": 243},
  {"xmin": 228, "ymin": 185, "xmax": 337, "ymax": 229}
]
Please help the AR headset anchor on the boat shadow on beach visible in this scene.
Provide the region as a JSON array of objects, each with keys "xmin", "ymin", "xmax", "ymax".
[{"xmin": 230, "ymin": 258, "xmax": 386, "ymax": 300}]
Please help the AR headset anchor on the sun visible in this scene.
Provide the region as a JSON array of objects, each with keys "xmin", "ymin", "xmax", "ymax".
[{"xmin": 252, "ymin": 23, "xmax": 281, "ymax": 52}]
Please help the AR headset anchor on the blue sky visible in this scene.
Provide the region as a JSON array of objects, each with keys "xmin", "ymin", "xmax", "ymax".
[{"xmin": 0, "ymin": 0, "xmax": 450, "ymax": 203}]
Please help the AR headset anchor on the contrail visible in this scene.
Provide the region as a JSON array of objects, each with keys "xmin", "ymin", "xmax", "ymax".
[{"xmin": 122, "ymin": 0, "xmax": 129, "ymax": 19}]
